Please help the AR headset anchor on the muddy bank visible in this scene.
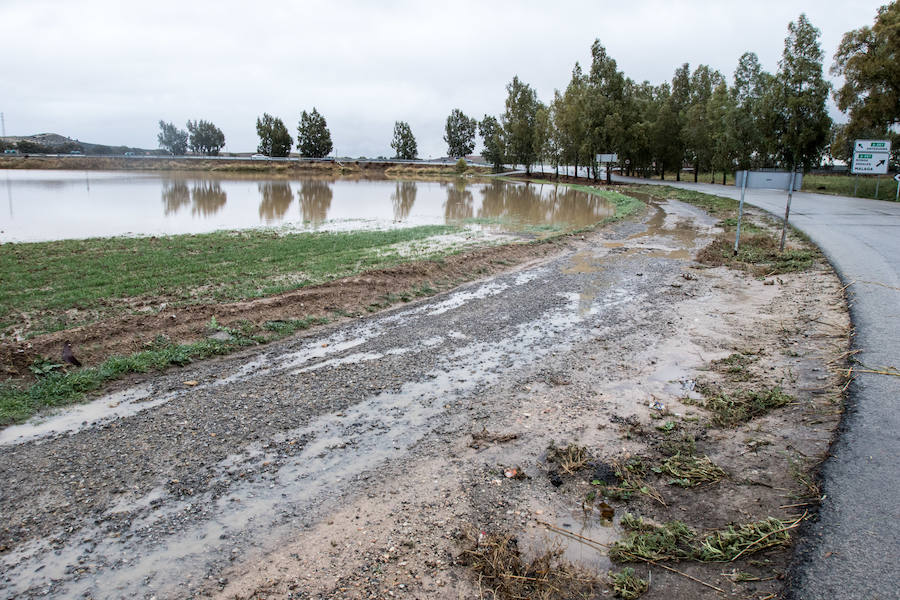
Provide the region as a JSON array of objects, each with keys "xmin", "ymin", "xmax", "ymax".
[
  {"xmin": 2, "ymin": 237, "xmax": 567, "ymax": 381},
  {"xmin": 0, "ymin": 197, "xmax": 848, "ymax": 599}
]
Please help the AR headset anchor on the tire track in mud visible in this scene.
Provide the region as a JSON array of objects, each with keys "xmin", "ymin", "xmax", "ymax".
[{"xmin": 0, "ymin": 199, "xmax": 716, "ymax": 599}]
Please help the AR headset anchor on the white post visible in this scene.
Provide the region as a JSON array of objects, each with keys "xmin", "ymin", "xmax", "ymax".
[
  {"xmin": 733, "ymin": 171, "xmax": 748, "ymax": 256},
  {"xmin": 779, "ymin": 170, "xmax": 797, "ymax": 252}
]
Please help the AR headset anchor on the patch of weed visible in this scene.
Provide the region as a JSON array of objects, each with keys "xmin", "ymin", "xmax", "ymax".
[
  {"xmin": 654, "ymin": 454, "xmax": 727, "ymax": 487},
  {"xmin": 609, "ymin": 520, "xmax": 696, "ymax": 562},
  {"xmin": 548, "ymin": 442, "xmax": 590, "ymax": 475},
  {"xmin": 700, "ymin": 386, "xmax": 794, "ymax": 427},
  {"xmin": 659, "ymin": 433, "xmax": 697, "ymax": 458},
  {"xmin": 698, "ymin": 235, "xmax": 817, "ymax": 274},
  {"xmin": 696, "ymin": 518, "xmax": 791, "ymax": 561},
  {"xmin": 611, "ymin": 517, "xmax": 793, "ymax": 563},
  {"xmin": 611, "ymin": 567, "xmax": 649, "ymax": 599}
]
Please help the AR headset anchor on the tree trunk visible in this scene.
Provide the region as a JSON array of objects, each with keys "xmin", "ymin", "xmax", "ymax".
[
  {"xmin": 722, "ymin": 171, "xmax": 726, "ymax": 185},
  {"xmin": 694, "ymin": 165, "xmax": 698, "ymax": 183},
  {"xmin": 660, "ymin": 163, "xmax": 665, "ymax": 181},
  {"xmin": 676, "ymin": 164, "xmax": 681, "ymax": 181}
]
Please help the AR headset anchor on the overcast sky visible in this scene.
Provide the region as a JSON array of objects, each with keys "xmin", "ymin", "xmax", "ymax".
[{"xmin": 0, "ymin": 0, "xmax": 887, "ymax": 157}]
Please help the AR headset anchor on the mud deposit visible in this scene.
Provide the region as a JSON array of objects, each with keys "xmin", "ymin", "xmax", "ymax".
[{"xmin": 0, "ymin": 198, "xmax": 849, "ymax": 599}]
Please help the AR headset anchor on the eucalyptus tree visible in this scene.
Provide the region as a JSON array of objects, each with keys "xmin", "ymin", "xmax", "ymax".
[
  {"xmin": 255, "ymin": 113, "xmax": 293, "ymax": 157},
  {"xmin": 186, "ymin": 120, "xmax": 225, "ymax": 156},
  {"xmin": 501, "ymin": 76, "xmax": 541, "ymax": 174},
  {"xmin": 297, "ymin": 108, "xmax": 333, "ymax": 158},
  {"xmin": 777, "ymin": 13, "xmax": 831, "ymax": 171},
  {"xmin": 478, "ymin": 115, "xmax": 505, "ymax": 172},
  {"xmin": 157, "ymin": 121, "xmax": 188, "ymax": 155},
  {"xmin": 682, "ymin": 65, "xmax": 724, "ymax": 181},
  {"xmin": 707, "ymin": 81, "xmax": 738, "ymax": 184},
  {"xmin": 390, "ymin": 121, "xmax": 418, "ymax": 159},
  {"xmin": 444, "ymin": 109, "xmax": 478, "ymax": 158},
  {"xmin": 586, "ymin": 40, "xmax": 627, "ymax": 183}
]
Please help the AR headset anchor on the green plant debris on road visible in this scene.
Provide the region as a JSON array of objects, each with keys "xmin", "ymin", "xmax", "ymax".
[
  {"xmin": 655, "ymin": 454, "xmax": 728, "ymax": 487},
  {"xmin": 610, "ymin": 516, "xmax": 793, "ymax": 563},
  {"xmin": 611, "ymin": 567, "xmax": 649, "ymax": 599},
  {"xmin": 694, "ymin": 385, "xmax": 795, "ymax": 428}
]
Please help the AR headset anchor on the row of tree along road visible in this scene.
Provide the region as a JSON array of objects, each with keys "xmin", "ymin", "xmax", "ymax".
[{"xmin": 154, "ymin": 6, "xmax": 897, "ymax": 176}]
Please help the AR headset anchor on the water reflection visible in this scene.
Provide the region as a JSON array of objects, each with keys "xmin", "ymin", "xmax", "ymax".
[
  {"xmin": 258, "ymin": 182, "xmax": 294, "ymax": 223},
  {"xmin": 443, "ymin": 180, "xmax": 474, "ymax": 221},
  {"xmin": 162, "ymin": 180, "xmax": 190, "ymax": 215},
  {"xmin": 298, "ymin": 179, "xmax": 333, "ymax": 226},
  {"xmin": 391, "ymin": 181, "xmax": 417, "ymax": 222},
  {"xmin": 191, "ymin": 181, "xmax": 227, "ymax": 217},
  {"xmin": 2, "ymin": 170, "xmax": 615, "ymax": 243},
  {"xmin": 478, "ymin": 180, "xmax": 611, "ymax": 225}
]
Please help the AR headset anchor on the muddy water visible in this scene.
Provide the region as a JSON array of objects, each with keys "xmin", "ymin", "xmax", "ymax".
[{"xmin": 0, "ymin": 170, "xmax": 613, "ymax": 242}]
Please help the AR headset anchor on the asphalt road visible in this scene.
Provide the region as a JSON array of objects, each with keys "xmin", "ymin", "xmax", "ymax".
[{"xmin": 617, "ymin": 176, "xmax": 900, "ymax": 600}]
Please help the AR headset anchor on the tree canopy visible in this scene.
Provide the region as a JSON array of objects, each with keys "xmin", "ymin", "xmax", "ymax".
[
  {"xmin": 186, "ymin": 120, "xmax": 225, "ymax": 156},
  {"xmin": 444, "ymin": 109, "xmax": 477, "ymax": 158},
  {"xmin": 157, "ymin": 121, "xmax": 188, "ymax": 155},
  {"xmin": 832, "ymin": 1, "xmax": 900, "ymax": 165},
  {"xmin": 502, "ymin": 76, "xmax": 541, "ymax": 174},
  {"xmin": 391, "ymin": 121, "xmax": 417, "ymax": 159},
  {"xmin": 256, "ymin": 113, "xmax": 293, "ymax": 157},
  {"xmin": 297, "ymin": 108, "xmax": 333, "ymax": 158},
  {"xmin": 778, "ymin": 13, "xmax": 832, "ymax": 170}
]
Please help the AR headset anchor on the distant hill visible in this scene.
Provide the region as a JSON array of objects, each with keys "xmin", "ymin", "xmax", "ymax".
[{"xmin": 0, "ymin": 133, "xmax": 157, "ymax": 155}]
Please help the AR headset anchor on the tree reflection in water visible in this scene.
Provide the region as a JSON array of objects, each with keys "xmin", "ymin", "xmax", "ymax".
[
  {"xmin": 391, "ymin": 181, "xmax": 417, "ymax": 221},
  {"xmin": 443, "ymin": 180, "xmax": 473, "ymax": 221},
  {"xmin": 161, "ymin": 179, "xmax": 190, "ymax": 215},
  {"xmin": 298, "ymin": 179, "xmax": 334, "ymax": 226},
  {"xmin": 258, "ymin": 182, "xmax": 294, "ymax": 222},
  {"xmin": 478, "ymin": 180, "xmax": 611, "ymax": 226},
  {"xmin": 190, "ymin": 181, "xmax": 227, "ymax": 217}
]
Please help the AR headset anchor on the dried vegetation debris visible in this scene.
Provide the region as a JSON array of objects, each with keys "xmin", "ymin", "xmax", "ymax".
[{"xmin": 459, "ymin": 529, "xmax": 603, "ymax": 600}]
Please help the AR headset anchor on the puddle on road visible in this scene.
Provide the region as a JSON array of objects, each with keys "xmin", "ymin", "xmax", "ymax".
[
  {"xmin": 600, "ymin": 197, "xmax": 717, "ymax": 260},
  {"xmin": 520, "ymin": 504, "xmax": 619, "ymax": 573}
]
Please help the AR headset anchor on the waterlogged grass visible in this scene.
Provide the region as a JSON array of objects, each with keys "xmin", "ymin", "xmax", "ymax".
[
  {"xmin": 0, "ymin": 226, "xmax": 459, "ymax": 335},
  {"xmin": 697, "ymin": 235, "xmax": 817, "ymax": 274},
  {"xmin": 626, "ymin": 184, "xmax": 738, "ymax": 217},
  {"xmin": 0, "ymin": 317, "xmax": 329, "ymax": 425}
]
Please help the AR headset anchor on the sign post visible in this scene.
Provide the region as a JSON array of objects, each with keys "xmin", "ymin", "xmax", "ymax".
[
  {"xmin": 596, "ymin": 153, "xmax": 618, "ymax": 184},
  {"xmin": 852, "ymin": 139, "xmax": 891, "ymax": 176},
  {"xmin": 779, "ymin": 171, "xmax": 797, "ymax": 252},
  {"xmin": 734, "ymin": 171, "xmax": 748, "ymax": 255},
  {"xmin": 734, "ymin": 170, "xmax": 802, "ymax": 254}
]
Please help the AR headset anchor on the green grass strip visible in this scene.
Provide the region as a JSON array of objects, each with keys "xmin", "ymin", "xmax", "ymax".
[{"xmin": 0, "ymin": 225, "xmax": 459, "ymax": 335}]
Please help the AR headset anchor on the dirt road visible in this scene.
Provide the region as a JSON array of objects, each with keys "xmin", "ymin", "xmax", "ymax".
[{"xmin": 0, "ymin": 196, "xmax": 848, "ymax": 599}]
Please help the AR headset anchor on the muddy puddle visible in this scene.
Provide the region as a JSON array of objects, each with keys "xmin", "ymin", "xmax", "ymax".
[{"xmin": 1, "ymin": 171, "xmax": 614, "ymax": 242}]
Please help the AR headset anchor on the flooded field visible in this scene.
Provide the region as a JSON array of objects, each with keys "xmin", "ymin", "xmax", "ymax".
[{"xmin": 0, "ymin": 170, "xmax": 614, "ymax": 242}]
